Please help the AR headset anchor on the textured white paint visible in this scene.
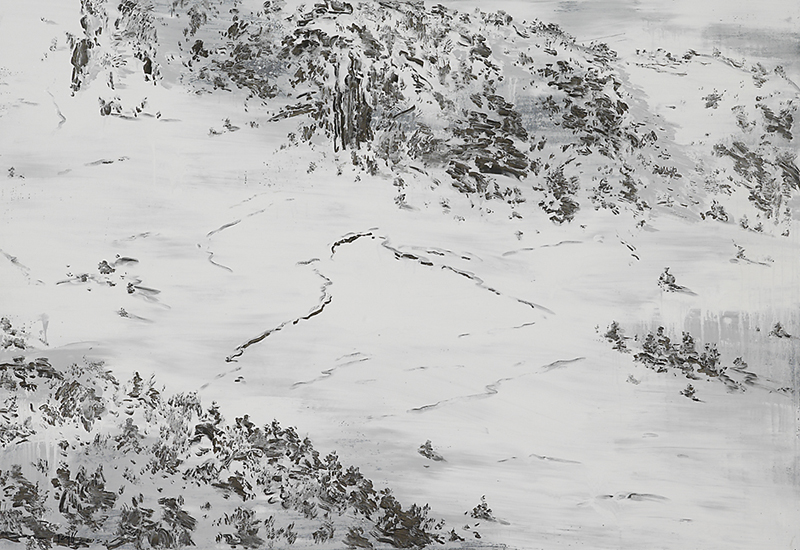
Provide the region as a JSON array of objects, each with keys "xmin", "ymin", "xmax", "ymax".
[{"xmin": 1, "ymin": 0, "xmax": 798, "ymax": 548}]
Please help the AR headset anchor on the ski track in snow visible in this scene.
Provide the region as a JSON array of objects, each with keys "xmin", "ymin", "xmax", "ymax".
[
  {"xmin": 223, "ymin": 269, "xmax": 333, "ymax": 364},
  {"xmin": 203, "ymin": 246, "xmax": 233, "ymax": 272},
  {"xmin": 502, "ymin": 240, "xmax": 583, "ymax": 255},
  {"xmin": 206, "ymin": 219, "xmax": 242, "ymax": 238},
  {"xmin": 409, "ymin": 357, "xmax": 586, "ymax": 412},
  {"xmin": 292, "ymin": 352, "xmax": 372, "ymax": 388},
  {"xmin": 212, "ymin": 227, "xmax": 555, "ymax": 386},
  {"xmin": 46, "ymin": 90, "xmax": 66, "ymax": 128},
  {"xmin": 529, "ymin": 454, "xmax": 581, "ymax": 464},
  {"xmin": 203, "ymin": 207, "xmax": 270, "ymax": 272},
  {"xmin": 333, "ymin": 229, "xmax": 557, "ymax": 315}
]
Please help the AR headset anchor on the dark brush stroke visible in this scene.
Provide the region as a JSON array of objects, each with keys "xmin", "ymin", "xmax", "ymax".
[
  {"xmin": 203, "ymin": 209, "xmax": 268, "ymax": 271},
  {"xmin": 404, "ymin": 245, "xmax": 479, "ymax": 263},
  {"xmin": 330, "ymin": 230, "xmax": 378, "ymax": 256},
  {"xmin": 381, "ymin": 240, "xmax": 435, "ymax": 266},
  {"xmin": 204, "ymin": 247, "xmax": 233, "ymax": 272},
  {"xmin": 618, "ymin": 238, "xmax": 640, "ymax": 260},
  {"xmin": 516, "ymin": 298, "xmax": 555, "ymax": 315},
  {"xmin": 441, "ymin": 265, "xmax": 492, "ymax": 287},
  {"xmin": 207, "ymin": 219, "xmax": 242, "ymax": 238},
  {"xmin": 225, "ymin": 270, "xmax": 332, "ymax": 362},
  {"xmin": 540, "ymin": 357, "xmax": 585, "ymax": 372},
  {"xmin": 86, "ymin": 157, "xmax": 128, "ymax": 166},
  {"xmin": 385, "ymin": 240, "xmax": 554, "ymax": 313},
  {"xmin": 0, "ymin": 531, "xmax": 92, "ymax": 549}
]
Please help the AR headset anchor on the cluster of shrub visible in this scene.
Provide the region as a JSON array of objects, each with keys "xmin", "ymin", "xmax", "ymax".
[
  {"xmin": 603, "ymin": 322, "xmax": 765, "ymax": 396},
  {"xmin": 0, "ymin": 354, "xmax": 449, "ymax": 549},
  {"xmin": 69, "ymin": 0, "xmax": 670, "ymax": 223}
]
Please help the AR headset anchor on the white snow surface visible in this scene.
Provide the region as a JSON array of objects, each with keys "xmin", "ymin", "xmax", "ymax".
[{"xmin": 1, "ymin": 0, "xmax": 799, "ymax": 548}]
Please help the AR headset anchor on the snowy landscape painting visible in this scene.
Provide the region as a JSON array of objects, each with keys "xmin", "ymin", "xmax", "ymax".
[{"xmin": 1, "ymin": 0, "xmax": 799, "ymax": 548}]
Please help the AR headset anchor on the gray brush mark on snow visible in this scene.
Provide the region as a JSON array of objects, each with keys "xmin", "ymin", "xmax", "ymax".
[
  {"xmin": 203, "ymin": 208, "xmax": 269, "ymax": 272},
  {"xmin": 0, "ymin": 249, "xmax": 43, "ymax": 285},
  {"xmin": 540, "ymin": 357, "xmax": 586, "ymax": 372},
  {"xmin": 502, "ymin": 240, "xmax": 583, "ymax": 256},
  {"xmin": 409, "ymin": 357, "xmax": 585, "ymax": 412},
  {"xmin": 225, "ymin": 270, "xmax": 333, "ymax": 363},
  {"xmin": 381, "ymin": 235, "xmax": 556, "ymax": 315},
  {"xmin": 220, "ymin": 226, "xmax": 553, "ymax": 370},
  {"xmin": 199, "ymin": 243, "xmax": 233, "ymax": 272},
  {"xmin": 595, "ymin": 492, "xmax": 669, "ymax": 502},
  {"xmin": 529, "ymin": 453, "xmax": 581, "ymax": 464},
  {"xmin": 206, "ymin": 219, "xmax": 242, "ymax": 238},
  {"xmin": 292, "ymin": 352, "xmax": 371, "ymax": 388},
  {"xmin": 46, "ymin": 90, "xmax": 66, "ymax": 128},
  {"xmin": 0, "ymin": 357, "xmax": 449, "ymax": 548},
  {"xmin": 331, "ymin": 228, "xmax": 556, "ymax": 312}
]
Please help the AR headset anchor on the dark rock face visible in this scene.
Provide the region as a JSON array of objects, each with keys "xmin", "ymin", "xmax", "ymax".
[
  {"xmin": 70, "ymin": 38, "xmax": 93, "ymax": 91},
  {"xmin": 333, "ymin": 53, "xmax": 374, "ymax": 151}
]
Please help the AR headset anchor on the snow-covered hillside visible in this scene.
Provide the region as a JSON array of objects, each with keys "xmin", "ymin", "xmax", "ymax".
[{"xmin": 1, "ymin": 0, "xmax": 798, "ymax": 548}]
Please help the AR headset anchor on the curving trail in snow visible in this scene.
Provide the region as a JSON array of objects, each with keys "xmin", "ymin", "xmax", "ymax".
[{"xmin": 225, "ymin": 269, "xmax": 333, "ymax": 363}]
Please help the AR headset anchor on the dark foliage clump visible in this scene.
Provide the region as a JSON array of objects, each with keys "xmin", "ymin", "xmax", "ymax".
[
  {"xmin": 700, "ymin": 200, "xmax": 729, "ymax": 222},
  {"xmin": 371, "ymin": 491, "xmax": 443, "ymax": 548},
  {"xmin": 467, "ymin": 496, "xmax": 495, "ymax": 522},
  {"xmin": 769, "ymin": 322, "xmax": 791, "ymax": 338},
  {"xmin": 603, "ymin": 321, "xmax": 629, "ymax": 352},
  {"xmin": 417, "ymin": 440, "xmax": 445, "ymax": 462},
  {"xmin": 604, "ymin": 323, "xmax": 766, "ymax": 395},
  {"xmin": 1, "ymin": 317, "xmax": 27, "ymax": 351},
  {"xmin": 680, "ymin": 384, "xmax": 700, "ymax": 401},
  {"xmin": 657, "ymin": 267, "xmax": 680, "ymax": 292},
  {"xmin": 713, "ymin": 142, "xmax": 800, "ymax": 223},
  {"xmin": 536, "ymin": 166, "xmax": 580, "ymax": 223},
  {"xmin": 636, "ymin": 327, "xmax": 724, "ymax": 379}
]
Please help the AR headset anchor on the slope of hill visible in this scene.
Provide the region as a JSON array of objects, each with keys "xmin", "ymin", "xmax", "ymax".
[{"xmin": 1, "ymin": 0, "xmax": 799, "ymax": 549}]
